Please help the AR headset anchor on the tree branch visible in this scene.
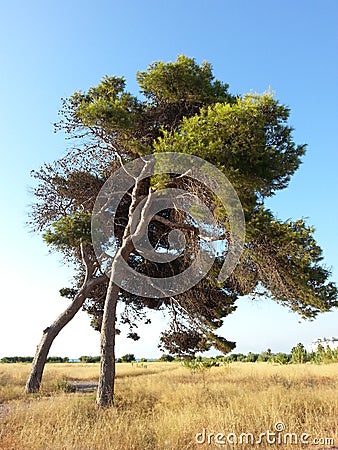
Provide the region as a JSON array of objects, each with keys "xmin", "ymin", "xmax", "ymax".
[{"xmin": 152, "ymin": 214, "xmax": 230, "ymax": 242}]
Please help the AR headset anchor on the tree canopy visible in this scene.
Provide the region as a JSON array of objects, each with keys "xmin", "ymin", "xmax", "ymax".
[{"xmin": 30, "ymin": 55, "xmax": 337, "ymax": 360}]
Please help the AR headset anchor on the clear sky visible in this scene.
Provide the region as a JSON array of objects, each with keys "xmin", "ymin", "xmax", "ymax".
[{"xmin": 0, "ymin": 0, "xmax": 337, "ymax": 359}]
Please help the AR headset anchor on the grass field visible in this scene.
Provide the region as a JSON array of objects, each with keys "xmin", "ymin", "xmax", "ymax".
[{"xmin": 0, "ymin": 361, "xmax": 337, "ymax": 449}]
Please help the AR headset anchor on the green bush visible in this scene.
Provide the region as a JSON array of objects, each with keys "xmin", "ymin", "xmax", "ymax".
[{"xmin": 56, "ymin": 380, "xmax": 76, "ymax": 393}]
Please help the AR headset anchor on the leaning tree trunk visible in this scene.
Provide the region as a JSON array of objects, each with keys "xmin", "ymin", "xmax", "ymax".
[
  {"xmin": 25, "ymin": 275, "xmax": 103, "ymax": 393},
  {"xmin": 96, "ymin": 280, "xmax": 120, "ymax": 406},
  {"xmin": 96, "ymin": 240, "xmax": 133, "ymax": 407},
  {"xmin": 96, "ymin": 159, "xmax": 154, "ymax": 407}
]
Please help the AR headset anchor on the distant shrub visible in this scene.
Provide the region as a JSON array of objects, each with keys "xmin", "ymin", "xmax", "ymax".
[
  {"xmin": 291, "ymin": 343, "xmax": 308, "ymax": 364},
  {"xmin": 244, "ymin": 352, "xmax": 259, "ymax": 363},
  {"xmin": 121, "ymin": 354, "xmax": 136, "ymax": 363},
  {"xmin": 79, "ymin": 356, "xmax": 100, "ymax": 363},
  {"xmin": 309, "ymin": 345, "xmax": 338, "ymax": 364},
  {"xmin": 270, "ymin": 352, "xmax": 290, "ymax": 365},
  {"xmin": 158, "ymin": 354, "xmax": 175, "ymax": 362},
  {"xmin": 47, "ymin": 356, "xmax": 69, "ymax": 363},
  {"xmin": 182, "ymin": 356, "xmax": 224, "ymax": 372},
  {"xmin": 56, "ymin": 380, "xmax": 76, "ymax": 393}
]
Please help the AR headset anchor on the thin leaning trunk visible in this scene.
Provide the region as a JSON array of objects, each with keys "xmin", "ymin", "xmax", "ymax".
[
  {"xmin": 26, "ymin": 240, "xmax": 105, "ymax": 394},
  {"xmin": 25, "ymin": 287, "xmax": 87, "ymax": 393}
]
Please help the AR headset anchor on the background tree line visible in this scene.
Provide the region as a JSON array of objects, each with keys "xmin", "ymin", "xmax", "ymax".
[
  {"xmin": 181, "ymin": 343, "xmax": 338, "ymax": 366},
  {"xmin": 1, "ymin": 356, "xmax": 69, "ymax": 363},
  {"xmin": 3, "ymin": 343, "xmax": 338, "ymax": 364}
]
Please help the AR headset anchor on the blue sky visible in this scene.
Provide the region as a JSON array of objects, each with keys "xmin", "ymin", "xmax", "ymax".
[{"xmin": 0, "ymin": 0, "xmax": 337, "ymax": 358}]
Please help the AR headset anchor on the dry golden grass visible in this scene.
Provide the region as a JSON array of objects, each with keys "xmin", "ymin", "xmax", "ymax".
[{"xmin": 1, "ymin": 362, "xmax": 337, "ymax": 449}]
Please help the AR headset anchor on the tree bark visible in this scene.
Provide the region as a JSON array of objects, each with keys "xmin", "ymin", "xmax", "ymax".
[
  {"xmin": 96, "ymin": 239, "xmax": 133, "ymax": 407},
  {"xmin": 96, "ymin": 199, "xmax": 155, "ymax": 407},
  {"xmin": 96, "ymin": 159, "xmax": 154, "ymax": 407},
  {"xmin": 25, "ymin": 275, "xmax": 104, "ymax": 393}
]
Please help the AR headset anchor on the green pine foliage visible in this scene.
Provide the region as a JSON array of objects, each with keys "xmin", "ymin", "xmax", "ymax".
[
  {"xmin": 31, "ymin": 55, "xmax": 338, "ymax": 357},
  {"xmin": 43, "ymin": 211, "xmax": 92, "ymax": 251}
]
